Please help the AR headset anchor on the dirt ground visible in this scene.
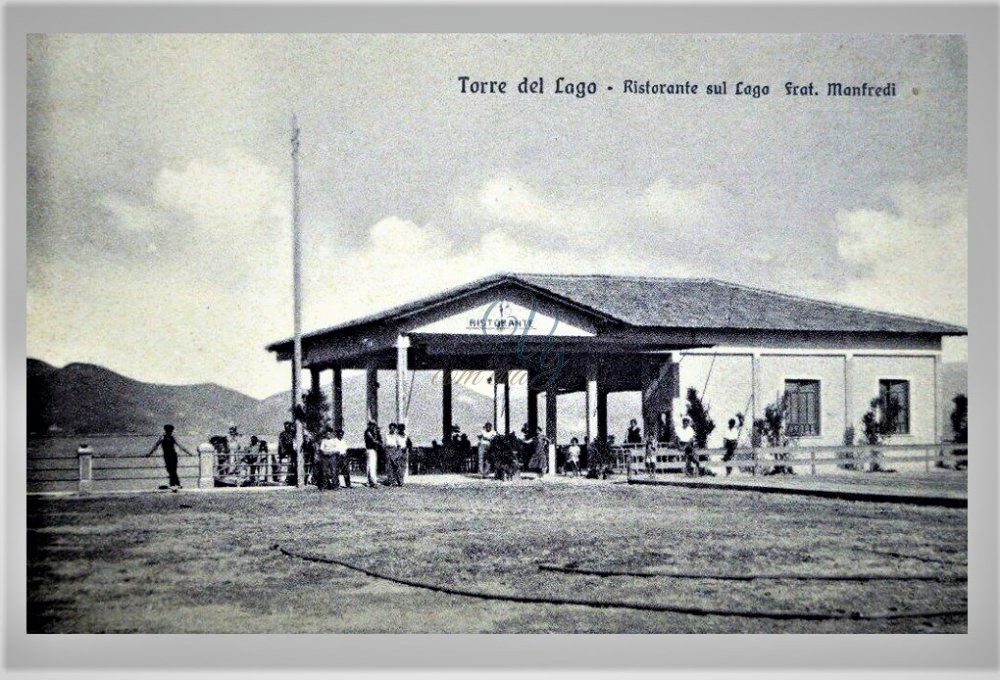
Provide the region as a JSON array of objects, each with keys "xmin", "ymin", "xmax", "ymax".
[{"xmin": 27, "ymin": 476, "xmax": 967, "ymax": 633}]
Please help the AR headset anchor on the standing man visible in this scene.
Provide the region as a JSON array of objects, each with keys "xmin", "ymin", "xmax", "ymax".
[
  {"xmin": 277, "ymin": 421, "xmax": 296, "ymax": 485},
  {"xmin": 477, "ymin": 422, "xmax": 495, "ymax": 478},
  {"xmin": 363, "ymin": 420, "xmax": 381, "ymax": 488},
  {"xmin": 678, "ymin": 416, "xmax": 699, "ymax": 477},
  {"xmin": 722, "ymin": 417, "xmax": 741, "ymax": 477},
  {"xmin": 315, "ymin": 427, "xmax": 336, "ymax": 490},
  {"xmin": 147, "ymin": 424, "xmax": 193, "ymax": 490},
  {"xmin": 331, "ymin": 428, "xmax": 352, "ymax": 488},
  {"xmin": 383, "ymin": 423, "xmax": 403, "ymax": 486},
  {"xmin": 397, "ymin": 423, "xmax": 412, "ymax": 484},
  {"xmin": 626, "ymin": 419, "xmax": 642, "ymax": 445}
]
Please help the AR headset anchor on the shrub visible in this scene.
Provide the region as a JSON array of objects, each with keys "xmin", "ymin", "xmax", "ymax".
[
  {"xmin": 486, "ymin": 433, "xmax": 521, "ymax": 480},
  {"xmin": 301, "ymin": 387, "xmax": 330, "ymax": 442},
  {"xmin": 861, "ymin": 395, "xmax": 902, "ymax": 472},
  {"xmin": 950, "ymin": 394, "xmax": 967, "ymax": 444},
  {"xmin": 838, "ymin": 425, "xmax": 860, "ymax": 470},
  {"xmin": 685, "ymin": 388, "xmax": 716, "ymax": 448}
]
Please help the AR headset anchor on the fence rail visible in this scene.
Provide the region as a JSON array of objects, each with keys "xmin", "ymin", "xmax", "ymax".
[
  {"xmin": 616, "ymin": 443, "xmax": 968, "ymax": 477},
  {"xmin": 29, "ymin": 439, "xmax": 967, "ymax": 492}
]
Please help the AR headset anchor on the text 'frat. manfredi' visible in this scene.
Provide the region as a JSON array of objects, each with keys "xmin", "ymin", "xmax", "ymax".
[{"xmin": 457, "ymin": 76, "xmax": 902, "ymax": 99}]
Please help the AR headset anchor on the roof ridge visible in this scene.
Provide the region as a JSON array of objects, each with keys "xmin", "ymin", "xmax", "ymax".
[
  {"xmin": 513, "ymin": 272, "xmax": 709, "ymax": 284},
  {"xmin": 709, "ymin": 278, "xmax": 966, "ymax": 330}
]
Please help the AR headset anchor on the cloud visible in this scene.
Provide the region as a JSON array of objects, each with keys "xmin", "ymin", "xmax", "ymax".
[{"xmin": 827, "ymin": 176, "xmax": 966, "ymax": 325}]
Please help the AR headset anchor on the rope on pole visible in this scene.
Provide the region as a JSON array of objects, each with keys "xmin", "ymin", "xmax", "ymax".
[{"xmin": 273, "ymin": 544, "xmax": 967, "ymax": 621}]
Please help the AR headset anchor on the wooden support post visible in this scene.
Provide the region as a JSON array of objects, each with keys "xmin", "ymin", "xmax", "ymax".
[
  {"xmin": 503, "ymin": 372, "xmax": 511, "ymax": 435},
  {"xmin": 77, "ymin": 444, "xmax": 93, "ymax": 493},
  {"xmin": 331, "ymin": 367, "xmax": 343, "ymax": 431},
  {"xmin": 366, "ymin": 361, "xmax": 379, "ymax": 424},
  {"xmin": 526, "ymin": 371, "xmax": 539, "ymax": 435},
  {"xmin": 597, "ymin": 387, "xmax": 608, "ymax": 446},
  {"xmin": 585, "ymin": 365, "xmax": 598, "ymax": 450},
  {"xmin": 546, "ymin": 388, "xmax": 558, "ymax": 476},
  {"xmin": 310, "ymin": 366, "xmax": 320, "ymax": 396},
  {"xmin": 810, "ymin": 448, "xmax": 816, "ymax": 476},
  {"xmin": 442, "ymin": 368, "xmax": 453, "ymax": 444},
  {"xmin": 492, "ymin": 370, "xmax": 501, "ymax": 432},
  {"xmin": 396, "ymin": 335, "xmax": 410, "ymax": 426}
]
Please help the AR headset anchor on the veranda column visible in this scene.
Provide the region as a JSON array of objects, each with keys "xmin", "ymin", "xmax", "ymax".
[
  {"xmin": 640, "ymin": 362, "xmax": 657, "ymax": 444},
  {"xmin": 396, "ymin": 335, "xmax": 410, "ymax": 482},
  {"xmin": 585, "ymin": 365, "xmax": 599, "ymax": 450},
  {"xmin": 503, "ymin": 371, "xmax": 511, "ymax": 435},
  {"xmin": 310, "ymin": 366, "xmax": 321, "ymax": 396},
  {"xmin": 493, "ymin": 370, "xmax": 501, "ymax": 431},
  {"xmin": 331, "ymin": 367, "xmax": 343, "ymax": 431},
  {"xmin": 545, "ymin": 388, "xmax": 558, "ymax": 475},
  {"xmin": 597, "ymin": 386, "xmax": 609, "ymax": 445},
  {"xmin": 395, "ymin": 335, "xmax": 410, "ymax": 426},
  {"xmin": 526, "ymin": 370, "xmax": 539, "ymax": 435},
  {"xmin": 365, "ymin": 360, "xmax": 379, "ymax": 424},
  {"xmin": 441, "ymin": 368, "xmax": 453, "ymax": 444}
]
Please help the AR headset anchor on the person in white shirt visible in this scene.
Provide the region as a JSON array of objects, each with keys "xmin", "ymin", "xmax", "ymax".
[
  {"xmin": 722, "ymin": 417, "xmax": 741, "ymax": 477},
  {"xmin": 477, "ymin": 422, "xmax": 495, "ymax": 477},
  {"xmin": 384, "ymin": 423, "xmax": 404, "ymax": 486},
  {"xmin": 317, "ymin": 427, "xmax": 338, "ymax": 490},
  {"xmin": 330, "ymin": 428, "xmax": 351, "ymax": 488},
  {"xmin": 565, "ymin": 437, "xmax": 581, "ymax": 477},
  {"xmin": 363, "ymin": 420, "xmax": 381, "ymax": 488},
  {"xmin": 677, "ymin": 417, "xmax": 699, "ymax": 477}
]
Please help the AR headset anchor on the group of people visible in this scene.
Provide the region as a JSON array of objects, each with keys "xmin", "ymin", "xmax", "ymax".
[
  {"xmin": 362, "ymin": 420, "xmax": 412, "ymax": 487},
  {"xmin": 639, "ymin": 414, "xmax": 747, "ymax": 478},
  {"xmin": 146, "ymin": 410, "xmax": 759, "ymax": 490},
  {"xmin": 293, "ymin": 420, "xmax": 416, "ymax": 490}
]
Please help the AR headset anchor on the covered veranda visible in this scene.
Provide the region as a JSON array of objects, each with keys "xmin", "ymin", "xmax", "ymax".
[{"xmin": 266, "ymin": 274, "xmax": 697, "ymax": 475}]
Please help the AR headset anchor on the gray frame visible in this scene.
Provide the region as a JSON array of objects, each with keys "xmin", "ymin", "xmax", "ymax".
[{"xmin": 6, "ymin": 2, "xmax": 996, "ymax": 672}]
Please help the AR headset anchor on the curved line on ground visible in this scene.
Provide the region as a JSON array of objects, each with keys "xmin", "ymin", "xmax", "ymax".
[
  {"xmin": 538, "ymin": 563, "xmax": 966, "ymax": 581},
  {"xmin": 273, "ymin": 544, "xmax": 966, "ymax": 622}
]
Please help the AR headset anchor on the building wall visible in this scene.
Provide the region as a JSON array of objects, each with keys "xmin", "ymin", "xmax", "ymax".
[
  {"xmin": 674, "ymin": 347, "xmax": 940, "ymax": 448},
  {"xmin": 852, "ymin": 354, "xmax": 937, "ymax": 444},
  {"xmin": 673, "ymin": 354, "xmax": 753, "ymax": 449}
]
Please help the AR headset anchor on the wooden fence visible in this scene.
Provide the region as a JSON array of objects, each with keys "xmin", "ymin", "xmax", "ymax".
[{"xmin": 615, "ymin": 442, "xmax": 968, "ymax": 477}]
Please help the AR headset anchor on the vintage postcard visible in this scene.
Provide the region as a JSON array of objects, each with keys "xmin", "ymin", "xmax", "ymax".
[{"xmin": 26, "ymin": 32, "xmax": 968, "ymax": 636}]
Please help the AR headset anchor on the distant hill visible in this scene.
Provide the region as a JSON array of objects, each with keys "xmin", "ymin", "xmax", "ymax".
[
  {"xmin": 26, "ymin": 359, "xmax": 495, "ymax": 446},
  {"xmin": 27, "ymin": 358, "xmax": 262, "ymax": 437}
]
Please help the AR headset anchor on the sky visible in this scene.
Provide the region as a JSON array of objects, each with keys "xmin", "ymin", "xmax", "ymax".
[{"xmin": 26, "ymin": 33, "xmax": 968, "ymax": 399}]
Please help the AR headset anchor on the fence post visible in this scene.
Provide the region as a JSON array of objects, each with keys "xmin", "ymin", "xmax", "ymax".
[
  {"xmin": 810, "ymin": 449, "xmax": 816, "ymax": 476},
  {"xmin": 197, "ymin": 443, "xmax": 215, "ymax": 489},
  {"xmin": 77, "ymin": 444, "xmax": 93, "ymax": 493},
  {"xmin": 925, "ymin": 445, "xmax": 930, "ymax": 473}
]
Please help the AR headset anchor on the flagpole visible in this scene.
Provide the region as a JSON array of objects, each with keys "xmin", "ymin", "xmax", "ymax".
[{"xmin": 291, "ymin": 114, "xmax": 305, "ymax": 488}]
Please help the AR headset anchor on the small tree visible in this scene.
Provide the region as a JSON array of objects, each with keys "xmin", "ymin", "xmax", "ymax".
[
  {"xmin": 486, "ymin": 433, "xmax": 520, "ymax": 480},
  {"xmin": 950, "ymin": 394, "xmax": 967, "ymax": 444},
  {"xmin": 301, "ymin": 387, "xmax": 330, "ymax": 441},
  {"xmin": 838, "ymin": 425, "xmax": 861, "ymax": 470},
  {"xmin": 752, "ymin": 396, "xmax": 794, "ymax": 474},
  {"xmin": 861, "ymin": 395, "xmax": 902, "ymax": 473},
  {"xmin": 685, "ymin": 388, "xmax": 716, "ymax": 448}
]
